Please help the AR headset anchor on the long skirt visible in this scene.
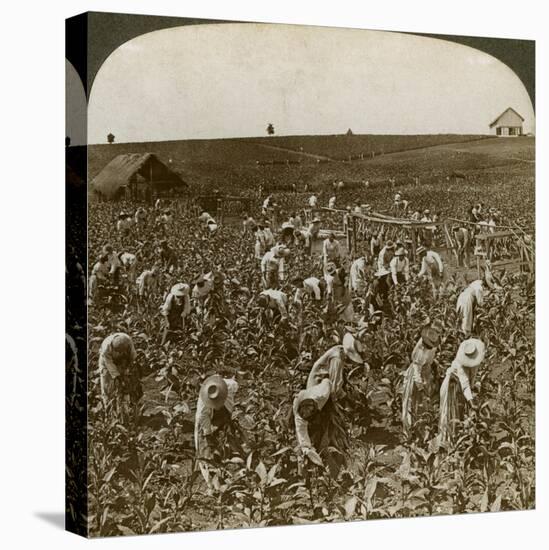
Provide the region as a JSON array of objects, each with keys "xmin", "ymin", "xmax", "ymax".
[{"xmin": 438, "ymin": 375, "xmax": 466, "ymax": 447}]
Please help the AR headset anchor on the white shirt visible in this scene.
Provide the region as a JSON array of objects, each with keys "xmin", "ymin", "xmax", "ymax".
[
  {"xmin": 308, "ymin": 195, "xmax": 318, "ymax": 207},
  {"xmin": 328, "ymin": 196, "xmax": 336, "ymax": 209},
  {"xmin": 259, "ymin": 289, "xmax": 288, "ymax": 316},
  {"xmin": 418, "ymin": 250, "xmax": 444, "ymax": 277},
  {"xmin": 294, "ymin": 277, "xmax": 322, "ymax": 303},
  {"xmin": 349, "ymin": 257, "xmax": 368, "ymax": 291},
  {"xmin": 390, "ymin": 256, "xmax": 410, "ymax": 284}
]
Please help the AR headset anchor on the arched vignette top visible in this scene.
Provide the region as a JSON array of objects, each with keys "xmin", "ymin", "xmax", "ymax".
[{"xmin": 66, "ymin": 11, "xmax": 535, "ymax": 109}]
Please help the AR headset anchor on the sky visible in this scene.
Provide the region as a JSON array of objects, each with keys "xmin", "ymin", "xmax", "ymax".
[{"xmin": 84, "ymin": 23, "xmax": 535, "ymax": 145}]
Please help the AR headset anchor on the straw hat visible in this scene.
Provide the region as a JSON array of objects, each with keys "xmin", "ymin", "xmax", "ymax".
[
  {"xmin": 456, "ymin": 339, "xmax": 486, "ymax": 368},
  {"xmin": 312, "ymin": 217, "xmax": 321, "ymax": 223},
  {"xmin": 199, "ymin": 375, "xmax": 229, "ymax": 410},
  {"xmin": 416, "ymin": 246, "xmax": 427, "ymax": 256},
  {"xmin": 325, "ymin": 262, "xmax": 337, "ymax": 275},
  {"xmin": 170, "ymin": 283, "xmax": 189, "ymax": 297},
  {"xmin": 394, "ymin": 247, "xmax": 406, "ymax": 257},
  {"xmin": 385, "ymin": 240, "xmax": 395, "ymax": 250},
  {"xmin": 343, "ymin": 332, "xmax": 364, "ymax": 364},
  {"xmin": 374, "ymin": 267, "xmax": 390, "ymax": 277},
  {"xmin": 421, "ymin": 326, "xmax": 441, "ymax": 349}
]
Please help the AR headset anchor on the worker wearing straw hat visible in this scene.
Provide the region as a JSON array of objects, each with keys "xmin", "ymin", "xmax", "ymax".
[
  {"xmin": 194, "ymin": 375, "xmax": 239, "ymax": 487},
  {"xmin": 292, "ymin": 333, "xmax": 367, "ymax": 475},
  {"xmin": 323, "ymin": 232, "xmax": 342, "ymax": 270},
  {"xmin": 438, "ymin": 339, "xmax": 486, "ymax": 446},
  {"xmin": 390, "ymin": 246, "xmax": 410, "ymax": 285},
  {"xmin": 401, "ymin": 326, "xmax": 441, "ymax": 436},
  {"xmin": 257, "ymin": 288, "xmax": 289, "ymax": 322}
]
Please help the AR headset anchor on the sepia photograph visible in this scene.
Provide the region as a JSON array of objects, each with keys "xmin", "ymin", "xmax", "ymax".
[{"xmin": 65, "ymin": 11, "xmax": 535, "ymax": 538}]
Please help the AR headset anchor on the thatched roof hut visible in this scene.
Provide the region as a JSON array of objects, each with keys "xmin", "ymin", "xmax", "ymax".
[{"xmin": 90, "ymin": 153, "xmax": 188, "ymax": 200}]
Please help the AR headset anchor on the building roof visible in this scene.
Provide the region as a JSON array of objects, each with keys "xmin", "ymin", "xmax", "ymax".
[
  {"xmin": 489, "ymin": 107, "xmax": 525, "ymax": 128},
  {"xmin": 90, "ymin": 153, "xmax": 187, "ymax": 198}
]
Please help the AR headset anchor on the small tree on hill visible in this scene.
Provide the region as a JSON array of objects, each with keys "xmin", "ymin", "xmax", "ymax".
[
  {"xmin": 266, "ymin": 123, "xmax": 275, "ymax": 136},
  {"xmin": 346, "ymin": 128, "xmax": 354, "ymax": 136},
  {"xmin": 107, "ymin": 132, "xmax": 115, "ymax": 144}
]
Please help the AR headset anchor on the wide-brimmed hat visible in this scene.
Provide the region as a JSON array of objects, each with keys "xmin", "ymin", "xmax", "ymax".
[
  {"xmin": 277, "ymin": 247, "xmax": 291, "ymax": 258},
  {"xmin": 171, "ymin": 283, "xmax": 189, "ymax": 297},
  {"xmin": 199, "ymin": 375, "xmax": 228, "ymax": 410},
  {"xmin": 421, "ymin": 326, "xmax": 441, "ymax": 349},
  {"xmin": 385, "ymin": 240, "xmax": 395, "ymax": 250},
  {"xmin": 312, "ymin": 217, "xmax": 321, "ymax": 223},
  {"xmin": 394, "ymin": 247, "xmax": 406, "ymax": 257},
  {"xmin": 423, "ymin": 209, "xmax": 430, "ymax": 215},
  {"xmin": 281, "ymin": 222, "xmax": 294, "ymax": 230},
  {"xmin": 325, "ymin": 262, "xmax": 337, "ymax": 275},
  {"xmin": 374, "ymin": 267, "xmax": 390, "ymax": 278},
  {"xmin": 456, "ymin": 338, "xmax": 486, "ymax": 368},
  {"xmin": 416, "ymin": 246, "xmax": 427, "ymax": 256},
  {"xmin": 343, "ymin": 332, "xmax": 364, "ymax": 364}
]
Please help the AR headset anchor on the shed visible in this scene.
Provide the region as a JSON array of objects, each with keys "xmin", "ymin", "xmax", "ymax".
[
  {"xmin": 90, "ymin": 153, "xmax": 188, "ymax": 200},
  {"xmin": 489, "ymin": 108, "xmax": 524, "ymax": 136}
]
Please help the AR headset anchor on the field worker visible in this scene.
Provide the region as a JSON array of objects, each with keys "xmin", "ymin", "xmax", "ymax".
[
  {"xmin": 261, "ymin": 246, "xmax": 289, "ymax": 289},
  {"xmin": 195, "ymin": 375, "xmax": 239, "ymax": 487},
  {"xmin": 160, "ymin": 283, "xmax": 191, "ymax": 345},
  {"xmin": 158, "ymin": 239, "xmax": 176, "ymax": 271},
  {"xmin": 263, "ymin": 221, "xmax": 275, "ymax": 248},
  {"xmin": 280, "ymin": 222, "xmax": 295, "ymax": 245},
  {"xmin": 349, "ymin": 256, "xmax": 370, "ymax": 293},
  {"xmin": 325, "ymin": 263, "xmax": 354, "ymax": 322},
  {"xmin": 438, "ymin": 339, "xmax": 486, "ymax": 447},
  {"xmin": 257, "ymin": 288, "xmax": 289, "ymax": 321},
  {"xmin": 328, "ymin": 195, "xmax": 337, "ymax": 209},
  {"xmin": 98, "ymin": 332, "xmax": 138, "ymax": 406},
  {"xmin": 242, "ymin": 213, "xmax": 257, "ymax": 235},
  {"xmin": 117, "ymin": 212, "xmax": 133, "ymax": 237},
  {"xmin": 323, "ymin": 232, "xmax": 342, "ymax": 269},
  {"xmin": 118, "ymin": 252, "xmax": 138, "ymax": 285},
  {"xmin": 411, "ymin": 209, "xmax": 421, "ymax": 222},
  {"xmin": 293, "ymin": 228, "xmax": 310, "ymax": 250},
  {"xmin": 369, "ymin": 267, "xmax": 392, "ymax": 317},
  {"xmin": 154, "ymin": 197, "xmax": 162, "ymax": 210},
  {"xmin": 290, "ymin": 211, "xmax": 303, "ymax": 230},
  {"xmin": 456, "ymin": 279, "xmax": 486, "ymax": 336},
  {"xmin": 452, "ymin": 224, "xmax": 470, "ymax": 268},
  {"xmin": 337, "ymin": 180, "xmax": 344, "ymax": 192},
  {"xmin": 102, "ymin": 244, "xmax": 122, "ymax": 284},
  {"xmin": 370, "ymin": 230, "xmax": 383, "ymax": 264},
  {"xmin": 390, "ymin": 247, "xmax": 410, "ymax": 285},
  {"xmin": 308, "ymin": 194, "xmax": 318, "ymax": 210},
  {"xmin": 377, "ymin": 240, "xmax": 395, "ymax": 272},
  {"xmin": 417, "ymin": 246, "xmax": 444, "ymax": 297},
  {"xmin": 134, "ymin": 206, "xmax": 147, "ymax": 228},
  {"xmin": 198, "ymin": 211, "xmax": 212, "ymax": 224},
  {"xmin": 262, "ymin": 194, "xmax": 273, "ymax": 214},
  {"xmin": 292, "ymin": 333, "xmax": 367, "ymax": 474},
  {"xmin": 191, "ymin": 272, "xmax": 215, "ymax": 315},
  {"xmin": 254, "ymin": 222, "xmax": 267, "ymax": 260},
  {"xmin": 89, "ymin": 254, "xmax": 110, "ymax": 301},
  {"xmin": 291, "ymin": 276, "xmax": 325, "ymax": 305},
  {"xmin": 401, "ymin": 326, "xmax": 441, "ymax": 436},
  {"xmin": 136, "ymin": 266, "xmax": 160, "ymax": 299},
  {"xmin": 393, "ymin": 191, "xmax": 402, "ymax": 211}
]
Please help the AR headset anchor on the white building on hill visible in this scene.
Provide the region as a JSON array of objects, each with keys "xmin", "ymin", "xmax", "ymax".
[{"xmin": 489, "ymin": 107, "xmax": 524, "ymax": 136}]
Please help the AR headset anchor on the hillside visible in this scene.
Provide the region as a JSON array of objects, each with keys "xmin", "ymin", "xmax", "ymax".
[{"xmin": 87, "ymin": 134, "xmax": 492, "ymax": 179}]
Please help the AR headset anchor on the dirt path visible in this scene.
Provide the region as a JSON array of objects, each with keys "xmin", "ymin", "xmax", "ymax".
[{"xmin": 249, "ymin": 141, "xmax": 336, "ymax": 161}]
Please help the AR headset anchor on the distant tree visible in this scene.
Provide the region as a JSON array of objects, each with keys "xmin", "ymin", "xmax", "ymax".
[
  {"xmin": 65, "ymin": 136, "xmax": 71, "ymax": 147},
  {"xmin": 266, "ymin": 123, "xmax": 275, "ymax": 136},
  {"xmin": 107, "ymin": 133, "xmax": 115, "ymax": 144},
  {"xmin": 346, "ymin": 128, "xmax": 354, "ymax": 136}
]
